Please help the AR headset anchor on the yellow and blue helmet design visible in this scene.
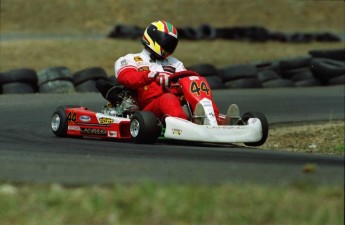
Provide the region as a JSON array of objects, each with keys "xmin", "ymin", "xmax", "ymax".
[{"xmin": 142, "ymin": 20, "xmax": 178, "ymax": 59}]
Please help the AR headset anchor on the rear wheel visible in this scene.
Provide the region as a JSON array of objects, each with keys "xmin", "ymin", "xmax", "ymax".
[
  {"xmin": 242, "ymin": 111, "xmax": 269, "ymax": 146},
  {"xmin": 130, "ymin": 111, "xmax": 159, "ymax": 144}
]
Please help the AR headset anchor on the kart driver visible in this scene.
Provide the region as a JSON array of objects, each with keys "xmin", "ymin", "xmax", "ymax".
[
  {"xmin": 114, "ymin": 20, "xmax": 191, "ymax": 121},
  {"xmin": 114, "ymin": 20, "xmax": 238, "ymax": 124}
]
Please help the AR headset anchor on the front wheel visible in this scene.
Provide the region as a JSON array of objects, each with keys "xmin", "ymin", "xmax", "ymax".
[
  {"xmin": 130, "ymin": 111, "xmax": 160, "ymax": 144},
  {"xmin": 242, "ymin": 111, "xmax": 269, "ymax": 146}
]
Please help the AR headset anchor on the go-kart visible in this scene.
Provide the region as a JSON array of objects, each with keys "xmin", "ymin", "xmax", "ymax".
[{"xmin": 51, "ymin": 70, "xmax": 268, "ymax": 146}]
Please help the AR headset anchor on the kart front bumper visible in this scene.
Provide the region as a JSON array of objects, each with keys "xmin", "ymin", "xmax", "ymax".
[{"xmin": 164, "ymin": 117, "xmax": 263, "ymax": 143}]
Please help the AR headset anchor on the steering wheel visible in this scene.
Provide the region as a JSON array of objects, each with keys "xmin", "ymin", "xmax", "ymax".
[
  {"xmin": 162, "ymin": 70, "xmax": 201, "ymax": 93},
  {"xmin": 168, "ymin": 70, "xmax": 201, "ymax": 83}
]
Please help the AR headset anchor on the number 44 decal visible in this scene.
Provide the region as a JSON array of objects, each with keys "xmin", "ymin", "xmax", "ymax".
[
  {"xmin": 190, "ymin": 81, "xmax": 210, "ymax": 95},
  {"xmin": 67, "ymin": 112, "xmax": 76, "ymax": 122}
]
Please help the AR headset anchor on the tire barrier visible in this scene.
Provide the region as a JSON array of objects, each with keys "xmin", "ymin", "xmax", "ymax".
[
  {"xmin": 37, "ymin": 66, "xmax": 75, "ymax": 93},
  {"xmin": 108, "ymin": 24, "xmax": 343, "ymax": 43},
  {"xmin": 0, "ymin": 49, "xmax": 344, "ymax": 94},
  {"xmin": 73, "ymin": 67, "xmax": 109, "ymax": 92}
]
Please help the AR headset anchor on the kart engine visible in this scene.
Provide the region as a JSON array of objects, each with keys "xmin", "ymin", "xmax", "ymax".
[{"xmin": 102, "ymin": 89, "xmax": 139, "ymax": 117}]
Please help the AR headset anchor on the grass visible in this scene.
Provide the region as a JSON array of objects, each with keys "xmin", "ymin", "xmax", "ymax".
[
  {"xmin": 0, "ymin": 183, "xmax": 344, "ymax": 225},
  {"xmin": 0, "ymin": 1, "xmax": 344, "ymax": 224},
  {"xmin": 1, "ymin": 0, "xmax": 344, "ymax": 34},
  {"xmin": 260, "ymin": 120, "xmax": 345, "ymax": 155}
]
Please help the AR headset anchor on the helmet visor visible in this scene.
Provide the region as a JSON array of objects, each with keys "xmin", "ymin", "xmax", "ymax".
[{"xmin": 160, "ymin": 34, "xmax": 178, "ymax": 54}]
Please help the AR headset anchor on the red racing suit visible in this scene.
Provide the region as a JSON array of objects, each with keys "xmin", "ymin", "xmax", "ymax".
[{"xmin": 114, "ymin": 49, "xmax": 188, "ymax": 120}]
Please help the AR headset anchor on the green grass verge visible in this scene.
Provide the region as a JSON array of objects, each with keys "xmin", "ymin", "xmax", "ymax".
[
  {"xmin": 260, "ymin": 121, "xmax": 345, "ymax": 155},
  {"xmin": 1, "ymin": 0, "xmax": 344, "ymax": 34},
  {"xmin": 0, "ymin": 182, "xmax": 344, "ymax": 225}
]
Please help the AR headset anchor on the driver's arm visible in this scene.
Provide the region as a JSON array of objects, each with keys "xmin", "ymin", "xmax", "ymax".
[
  {"xmin": 114, "ymin": 56, "xmax": 155, "ymax": 89},
  {"xmin": 116, "ymin": 67, "xmax": 154, "ymax": 89}
]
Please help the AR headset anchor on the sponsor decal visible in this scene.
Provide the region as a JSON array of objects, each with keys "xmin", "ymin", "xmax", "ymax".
[
  {"xmin": 68, "ymin": 125, "xmax": 80, "ymax": 131},
  {"xmin": 79, "ymin": 115, "xmax": 91, "ymax": 122},
  {"xmin": 172, "ymin": 128, "xmax": 182, "ymax": 135},
  {"xmin": 207, "ymin": 126, "xmax": 246, "ymax": 130},
  {"xmin": 99, "ymin": 117, "xmax": 114, "ymax": 124},
  {"xmin": 189, "ymin": 76, "xmax": 200, "ymax": 80},
  {"xmin": 134, "ymin": 56, "xmax": 143, "ymax": 62},
  {"xmin": 162, "ymin": 66, "xmax": 176, "ymax": 73},
  {"xmin": 120, "ymin": 59, "xmax": 128, "ymax": 66},
  {"xmin": 138, "ymin": 66, "xmax": 149, "ymax": 71},
  {"xmin": 81, "ymin": 128, "xmax": 107, "ymax": 136},
  {"xmin": 108, "ymin": 131, "xmax": 117, "ymax": 137}
]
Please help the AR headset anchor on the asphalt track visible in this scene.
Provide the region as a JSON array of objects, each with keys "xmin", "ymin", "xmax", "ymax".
[{"xmin": 0, "ymin": 86, "xmax": 344, "ymax": 185}]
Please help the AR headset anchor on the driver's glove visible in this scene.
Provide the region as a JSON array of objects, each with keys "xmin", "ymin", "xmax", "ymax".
[
  {"xmin": 155, "ymin": 72, "xmax": 170, "ymax": 87},
  {"xmin": 147, "ymin": 71, "xmax": 170, "ymax": 87}
]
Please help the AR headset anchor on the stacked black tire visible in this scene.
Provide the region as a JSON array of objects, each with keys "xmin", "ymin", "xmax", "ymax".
[
  {"xmin": 0, "ymin": 49, "xmax": 344, "ymax": 94},
  {"xmin": 0, "ymin": 67, "xmax": 117, "ymax": 94},
  {"xmin": 188, "ymin": 48, "xmax": 345, "ymax": 89},
  {"xmin": 73, "ymin": 67, "xmax": 110, "ymax": 92},
  {"xmin": 0, "ymin": 69, "xmax": 38, "ymax": 94},
  {"xmin": 38, "ymin": 66, "xmax": 75, "ymax": 93}
]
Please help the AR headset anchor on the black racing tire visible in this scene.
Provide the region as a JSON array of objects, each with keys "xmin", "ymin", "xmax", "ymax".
[
  {"xmin": 281, "ymin": 67, "xmax": 311, "ymax": 79},
  {"xmin": 39, "ymin": 80, "xmax": 75, "ymax": 93},
  {"xmin": 294, "ymin": 78, "xmax": 321, "ymax": 87},
  {"xmin": 257, "ymin": 70, "xmax": 280, "ymax": 82},
  {"xmin": 241, "ymin": 111, "xmax": 269, "ymax": 146},
  {"xmin": 289, "ymin": 68, "xmax": 314, "ymax": 81},
  {"xmin": 279, "ymin": 56, "xmax": 311, "ymax": 71},
  {"xmin": 309, "ymin": 49, "xmax": 345, "ymax": 61},
  {"xmin": 107, "ymin": 24, "xmax": 143, "ymax": 39},
  {"xmin": 253, "ymin": 60, "xmax": 281, "ymax": 73},
  {"xmin": 0, "ymin": 68, "xmax": 38, "ymax": 85},
  {"xmin": 224, "ymin": 78, "xmax": 262, "ymax": 89},
  {"xmin": 186, "ymin": 64, "xmax": 219, "ymax": 77},
  {"xmin": 329, "ymin": 75, "xmax": 345, "ymax": 86},
  {"xmin": 205, "ymin": 76, "xmax": 224, "ymax": 89},
  {"xmin": 1, "ymin": 82, "xmax": 36, "ymax": 94},
  {"xmin": 130, "ymin": 111, "xmax": 159, "ymax": 144},
  {"xmin": 37, "ymin": 66, "xmax": 73, "ymax": 85},
  {"xmin": 218, "ymin": 64, "xmax": 258, "ymax": 82},
  {"xmin": 310, "ymin": 58, "xmax": 345, "ymax": 81},
  {"xmin": 75, "ymin": 79, "xmax": 99, "ymax": 92},
  {"xmin": 177, "ymin": 26, "xmax": 202, "ymax": 40},
  {"xmin": 262, "ymin": 79, "xmax": 295, "ymax": 88},
  {"xmin": 73, "ymin": 67, "xmax": 108, "ymax": 85},
  {"xmin": 198, "ymin": 24, "xmax": 217, "ymax": 39}
]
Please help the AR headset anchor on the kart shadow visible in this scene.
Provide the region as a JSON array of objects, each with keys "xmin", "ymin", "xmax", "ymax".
[
  {"xmin": 157, "ymin": 138, "xmax": 248, "ymax": 149},
  {"xmin": 74, "ymin": 136, "xmax": 250, "ymax": 149}
]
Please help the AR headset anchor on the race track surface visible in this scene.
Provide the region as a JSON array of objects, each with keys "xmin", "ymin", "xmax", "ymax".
[{"xmin": 0, "ymin": 86, "xmax": 344, "ymax": 185}]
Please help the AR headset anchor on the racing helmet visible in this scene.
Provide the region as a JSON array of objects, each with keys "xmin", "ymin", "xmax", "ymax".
[{"xmin": 142, "ymin": 20, "xmax": 178, "ymax": 59}]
